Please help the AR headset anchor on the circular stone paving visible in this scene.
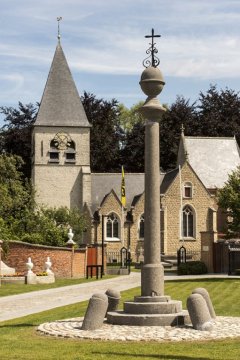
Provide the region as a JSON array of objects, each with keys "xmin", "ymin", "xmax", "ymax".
[{"xmin": 38, "ymin": 316, "xmax": 240, "ymax": 342}]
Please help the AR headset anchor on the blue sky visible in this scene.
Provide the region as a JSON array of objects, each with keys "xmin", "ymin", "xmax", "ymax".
[{"xmin": 1, "ymin": 0, "xmax": 240, "ymax": 125}]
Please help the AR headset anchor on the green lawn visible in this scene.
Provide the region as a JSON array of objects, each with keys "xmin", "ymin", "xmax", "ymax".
[
  {"xmin": 0, "ymin": 275, "xmax": 115, "ymax": 297},
  {"xmin": 0, "ymin": 279, "xmax": 240, "ymax": 360}
]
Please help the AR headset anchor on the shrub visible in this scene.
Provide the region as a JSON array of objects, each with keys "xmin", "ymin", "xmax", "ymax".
[
  {"xmin": 178, "ymin": 261, "xmax": 208, "ymax": 275},
  {"xmin": 20, "ymin": 233, "xmax": 44, "ymax": 244}
]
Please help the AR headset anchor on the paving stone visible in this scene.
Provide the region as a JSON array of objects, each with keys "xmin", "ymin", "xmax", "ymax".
[{"xmin": 37, "ymin": 316, "xmax": 240, "ymax": 342}]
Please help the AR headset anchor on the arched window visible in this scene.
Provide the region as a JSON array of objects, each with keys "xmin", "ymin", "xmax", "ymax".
[
  {"xmin": 49, "ymin": 139, "xmax": 59, "ymax": 163},
  {"xmin": 106, "ymin": 213, "xmax": 120, "ymax": 240},
  {"xmin": 139, "ymin": 214, "xmax": 144, "ymax": 239},
  {"xmin": 182, "ymin": 205, "xmax": 195, "ymax": 238},
  {"xmin": 183, "ymin": 182, "xmax": 193, "ymax": 198},
  {"xmin": 65, "ymin": 140, "xmax": 76, "ymax": 163}
]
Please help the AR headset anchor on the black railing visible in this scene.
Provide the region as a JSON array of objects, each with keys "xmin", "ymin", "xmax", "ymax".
[
  {"xmin": 106, "ymin": 247, "xmax": 131, "ymax": 274},
  {"xmin": 228, "ymin": 244, "xmax": 240, "ymax": 275}
]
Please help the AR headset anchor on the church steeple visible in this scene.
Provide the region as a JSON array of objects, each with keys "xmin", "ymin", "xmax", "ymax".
[
  {"xmin": 35, "ymin": 41, "xmax": 90, "ymax": 127},
  {"xmin": 32, "ymin": 36, "xmax": 91, "ymax": 211}
]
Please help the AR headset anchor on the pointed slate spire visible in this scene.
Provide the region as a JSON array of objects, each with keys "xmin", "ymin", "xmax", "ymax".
[{"xmin": 35, "ymin": 42, "xmax": 90, "ymax": 127}]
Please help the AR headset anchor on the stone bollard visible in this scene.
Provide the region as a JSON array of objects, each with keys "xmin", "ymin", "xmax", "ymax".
[
  {"xmin": 81, "ymin": 293, "xmax": 108, "ymax": 330},
  {"xmin": 105, "ymin": 289, "xmax": 121, "ymax": 313},
  {"xmin": 187, "ymin": 293, "xmax": 213, "ymax": 331},
  {"xmin": 192, "ymin": 287, "xmax": 216, "ymax": 319}
]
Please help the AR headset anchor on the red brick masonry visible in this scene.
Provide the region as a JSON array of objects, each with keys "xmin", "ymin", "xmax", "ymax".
[{"xmin": 3, "ymin": 241, "xmax": 87, "ymax": 278}]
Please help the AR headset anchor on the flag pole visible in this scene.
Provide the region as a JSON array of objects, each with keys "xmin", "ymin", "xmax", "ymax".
[
  {"xmin": 179, "ymin": 164, "xmax": 183, "ymax": 244},
  {"xmin": 121, "ymin": 166, "xmax": 126, "ymax": 247}
]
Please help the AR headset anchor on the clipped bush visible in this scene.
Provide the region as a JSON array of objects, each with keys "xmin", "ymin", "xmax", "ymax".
[
  {"xmin": 178, "ymin": 261, "xmax": 208, "ymax": 275},
  {"xmin": 20, "ymin": 233, "xmax": 44, "ymax": 245}
]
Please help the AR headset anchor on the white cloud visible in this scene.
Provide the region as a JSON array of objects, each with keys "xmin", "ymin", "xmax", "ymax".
[{"xmin": 1, "ymin": 0, "xmax": 240, "ymax": 115}]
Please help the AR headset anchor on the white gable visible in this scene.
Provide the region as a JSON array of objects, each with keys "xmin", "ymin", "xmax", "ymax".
[{"xmin": 185, "ymin": 137, "xmax": 240, "ymax": 189}]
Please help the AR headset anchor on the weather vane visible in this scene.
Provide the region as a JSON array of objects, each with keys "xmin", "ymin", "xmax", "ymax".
[
  {"xmin": 143, "ymin": 28, "xmax": 161, "ymax": 68},
  {"xmin": 57, "ymin": 17, "xmax": 62, "ymax": 40}
]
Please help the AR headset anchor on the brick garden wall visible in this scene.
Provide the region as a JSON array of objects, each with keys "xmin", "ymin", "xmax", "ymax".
[{"xmin": 3, "ymin": 241, "xmax": 87, "ymax": 278}]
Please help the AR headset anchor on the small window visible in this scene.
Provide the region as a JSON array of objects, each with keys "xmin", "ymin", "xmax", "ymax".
[
  {"xmin": 183, "ymin": 182, "xmax": 192, "ymax": 198},
  {"xmin": 65, "ymin": 141, "xmax": 76, "ymax": 163},
  {"xmin": 49, "ymin": 140, "xmax": 59, "ymax": 163},
  {"xmin": 182, "ymin": 205, "xmax": 195, "ymax": 238},
  {"xmin": 105, "ymin": 213, "xmax": 120, "ymax": 241},
  {"xmin": 139, "ymin": 214, "xmax": 144, "ymax": 239}
]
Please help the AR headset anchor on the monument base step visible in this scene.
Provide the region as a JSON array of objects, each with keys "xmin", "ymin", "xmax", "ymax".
[
  {"xmin": 124, "ymin": 300, "xmax": 182, "ymax": 314},
  {"xmin": 107, "ymin": 310, "xmax": 190, "ymax": 326},
  {"xmin": 134, "ymin": 295, "xmax": 171, "ymax": 303}
]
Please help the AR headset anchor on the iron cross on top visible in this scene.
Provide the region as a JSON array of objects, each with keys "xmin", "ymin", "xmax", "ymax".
[
  {"xmin": 144, "ymin": 29, "xmax": 161, "ymax": 67},
  {"xmin": 145, "ymin": 28, "xmax": 161, "ymax": 43}
]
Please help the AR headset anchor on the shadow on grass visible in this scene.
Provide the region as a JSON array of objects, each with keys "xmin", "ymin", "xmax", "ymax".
[
  {"xmin": 93, "ymin": 352, "xmax": 211, "ymax": 360},
  {"xmin": 0, "ymin": 323, "xmax": 37, "ymax": 328}
]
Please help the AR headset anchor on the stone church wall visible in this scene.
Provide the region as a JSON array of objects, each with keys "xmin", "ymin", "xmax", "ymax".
[
  {"xmin": 32, "ymin": 126, "xmax": 90, "ymax": 209},
  {"xmin": 129, "ymin": 195, "xmax": 145, "ymax": 262},
  {"xmin": 162, "ymin": 163, "xmax": 217, "ymax": 257}
]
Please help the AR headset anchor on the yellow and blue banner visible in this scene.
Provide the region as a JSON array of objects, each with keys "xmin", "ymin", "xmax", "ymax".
[{"xmin": 121, "ymin": 166, "xmax": 126, "ymax": 207}]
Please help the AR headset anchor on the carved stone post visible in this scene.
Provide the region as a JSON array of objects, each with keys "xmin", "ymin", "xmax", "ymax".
[{"xmin": 139, "ymin": 66, "xmax": 166, "ymax": 297}]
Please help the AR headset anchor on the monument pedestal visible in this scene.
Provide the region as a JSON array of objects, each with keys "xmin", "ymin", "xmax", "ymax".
[{"xmin": 107, "ymin": 295, "xmax": 190, "ymax": 326}]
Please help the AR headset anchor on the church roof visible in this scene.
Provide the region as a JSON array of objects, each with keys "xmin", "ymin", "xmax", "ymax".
[
  {"xmin": 160, "ymin": 168, "xmax": 179, "ymax": 194},
  {"xmin": 177, "ymin": 136, "xmax": 240, "ymax": 189},
  {"xmin": 91, "ymin": 172, "xmax": 168, "ymax": 212},
  {"xmin": 91, "ymin": 173, "xmax": 145, "ymax": 212},
  {"xmin": 35, "ymin": 42, "xmax": 90, "ymax": 127}
]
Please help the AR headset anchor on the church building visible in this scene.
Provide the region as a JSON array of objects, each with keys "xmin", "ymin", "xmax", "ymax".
[{"xmin": 32, "ymin": 38, "xmax": 240, "ymax": 270}]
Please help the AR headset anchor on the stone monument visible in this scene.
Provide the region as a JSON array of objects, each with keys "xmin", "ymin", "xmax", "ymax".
[{"xmin": 107, "ymin": 29, "xmax": 189, "ymax": 326}]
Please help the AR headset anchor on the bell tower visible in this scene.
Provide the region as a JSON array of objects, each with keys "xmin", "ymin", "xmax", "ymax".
[{"xmin": 32, "ymin": 26, "xmax": 91, "ymax": 209}]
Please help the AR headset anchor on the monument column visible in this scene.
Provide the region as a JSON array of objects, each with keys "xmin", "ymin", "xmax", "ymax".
[
  {"xmin": 139, "ymin": 30, "xmax": 166, "ymax": 297},
  {"xmin": 107, "ymin": 30, "xmax": 189, "ymax": 326}
]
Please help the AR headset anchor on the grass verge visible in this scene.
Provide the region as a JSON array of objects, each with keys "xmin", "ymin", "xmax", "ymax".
[
  {"xmin": 0, "ymin": 279, "xmax": 239, "ymax": 360},
  {"xmin": 0, "ymin": 275, "xmax": 115, "ymax": 297}
]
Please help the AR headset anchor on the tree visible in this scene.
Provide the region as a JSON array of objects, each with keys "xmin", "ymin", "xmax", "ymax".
[
  {"xmin": 0, "ymin": 154, "xmax": 34, "ymax": 222},
  {"xmin": 122, "ymin": 122, "xmax": 145, "ymax": 172},
  {"xmin": 20, "ymin": 206, "xmax": 86, "ymax": 247},
  {"xmin": 197, "ymin": 85, "xmax": 240, "ymax": 141},
  {"xmin": 0, "ymin": 102, "xmax": 38, "ymax": 178},
  {"xmin": 81, "ymin": 92, "xmax": 124, "ymax": 172},
  {"xmin": 160, "ymin": 96, "xmax": 197, "ymax": 170},
  {"xmin": 0, "ymin": 154, "xmax": 35, "ymax": 240},
  {"xmin": 0, "ymin": 154, "xmax": 86, "ymax": 246},
  {"xmin": 217, "ymin": 167, "xmax": 240, "ymax": 238},
  {"xmin": 118, "ymin": 101, "xmax": 145, "ymax": 131}
]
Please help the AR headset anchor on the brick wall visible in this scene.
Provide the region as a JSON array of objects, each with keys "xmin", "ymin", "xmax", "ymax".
[{"xmin": 3, "ymin": 241, "xmax": 87, "ymax": 278}]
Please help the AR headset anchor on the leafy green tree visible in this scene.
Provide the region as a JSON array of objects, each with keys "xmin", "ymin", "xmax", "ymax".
[
  {"xmin": 197, "ymin": 85, "xmax": 240, "ymax": 141},
  {"xmin": 39, "ymin": 207, "xmax": 87, "ymax": 244},
  {"xmin": 160, "ymin": 96, "xmax": 197, "ymax": 170},
  {"xmin": 122, "ymin": 122, "xmax": 145, "ymax": 172},
  {"xmin": 0, "ymin": 154, "xmax": 34, "ymax": 224},
  {"xmin": 217, "ymin": 166, "xmax": 240, "ymax": 237},
  {"xmin": 0, "ymin": 102, "xmax": 38, "ymax": 178},
  {"xmin": 81, "ymin": 92, "xmax": 124, "ymax": 172},
  {"xmin": 19, "ymin": 207, "xmax": 86, "ymax": 247},
  {"xmin": 0, "ymin": 154, "xmax": 86, "ymax": 246},
  {"xmin": 118, "ymin": 101, "xmax": 145, "ymax": 131}
]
